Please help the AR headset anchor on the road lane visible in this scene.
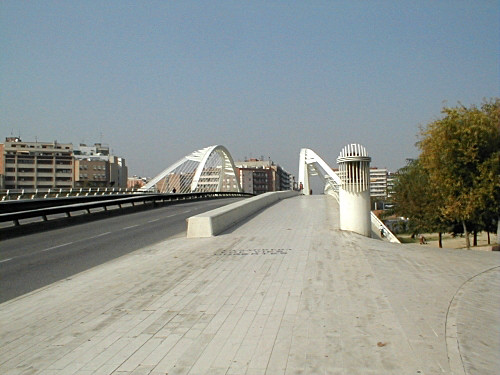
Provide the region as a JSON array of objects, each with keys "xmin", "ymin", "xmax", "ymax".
[{"xmin": 0, "ymin": 198, "xmax": 241, "ymax": 302}]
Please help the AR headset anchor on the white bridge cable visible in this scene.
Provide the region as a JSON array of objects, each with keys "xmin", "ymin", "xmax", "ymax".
[{"xmin": 139, "ymin": 145, "xmax": 241, "ymax": 194}]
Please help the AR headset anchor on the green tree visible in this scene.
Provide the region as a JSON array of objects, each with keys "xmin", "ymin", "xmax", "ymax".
[
  {"xmin": 391, "ymin": 159, "xmax": 448, "ymax": 246},
  {"xmin": 418, "ymin": 99, "xmax": 500, "ymax": 248}
]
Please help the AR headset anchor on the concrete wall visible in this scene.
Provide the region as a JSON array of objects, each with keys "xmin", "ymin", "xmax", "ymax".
[{"xmin": 187, "ymin": 190, "xmax": 299, "ymax": 237}]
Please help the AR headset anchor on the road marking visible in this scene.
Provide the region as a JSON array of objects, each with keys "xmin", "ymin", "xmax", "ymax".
[
  {"xmin": 88, "ymin": 232, "xmax": 111, "ymax": 239},
  {"xmin": 122, "ymin": 225, "xmax": 139, "ymax": 230},
  {"xmin": 166, "ymin": 214, "xmax": 176, "ymax": 218},
  {"xmin": 148, "ymin": 219, "xmax": 160, "ymax": 223},
  {"xmin": 42, "ymin": 242, "xmax": 74, "ymax": 252},
  {"xmin": 0, "ymin": 258, "xmax": 13, "ymax": 263}
]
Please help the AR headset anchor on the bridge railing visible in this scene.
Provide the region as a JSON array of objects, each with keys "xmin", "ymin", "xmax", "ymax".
[
  {"xmin": 0, "ymin": 187, "xmax": 139, "ymax": 201},
  {"xmin": 370, "ymin": 212, "xmax": 401, "ymax": 243},
  {"xmin": 0, "ymin": 192, "xmax": 253, "ymax": 227}
]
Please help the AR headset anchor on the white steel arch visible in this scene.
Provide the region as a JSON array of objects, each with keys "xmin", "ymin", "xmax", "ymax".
[
  {"xmin": 139, "ymin": 145, "xmax": 242, "ymax": 194},
  {"xmin": 298, "ymin": 148, "xmax": 342, "ymax": 201}
]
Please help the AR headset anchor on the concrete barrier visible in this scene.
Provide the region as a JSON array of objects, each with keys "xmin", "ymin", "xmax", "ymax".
[{"xmin": 187, "ymin": 190, "xmax": 299, "ymax": 237}]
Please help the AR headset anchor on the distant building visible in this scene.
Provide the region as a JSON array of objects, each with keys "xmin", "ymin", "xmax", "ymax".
[
  {"xmin": 0, "ymin": 137, "xmax": 74, "ymax": 189},
  {"xmin": 0, "ymin": 138, "xmax": 128, "ymax": 190},
  {"xmin": 386, "ymin": 172, "xmax": 396, "ymax": 198},
  {"xmin": 370, "ymin": 168, "xmax": 388, "ymax": 197},
  {"xmin": 127, "ymin": 176, "xmax": 148, "ymax": 189},
  {"xmin": 234, "ymin": 159, "xmax": 293, "ymax": 195},
  {"xmin": 73, "ymin": 143, "xmax": 127, "ymax": 188}
]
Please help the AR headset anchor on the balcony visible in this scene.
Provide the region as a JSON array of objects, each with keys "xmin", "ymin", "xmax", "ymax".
[
  {"xmin": 17, "ymin": 172, "xmax": 36, "ymax": 177},
  {"xmin": 37, "ymin": 160, "xmax": 54, "ymax": 165}
]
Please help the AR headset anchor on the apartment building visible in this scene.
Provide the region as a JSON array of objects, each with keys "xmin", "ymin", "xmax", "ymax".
[
  {"xmin": 74, "ymin": 144, "xmax": 128, "ymax": 188},
  {"xmin": 0, "ymin": 137, "xmax": 74, "ymax": 189},
  {"xmin": 370, "ymin": 167, "xmax": 389, "ymax": 197},
  {"xmin": 235, "ymin": 159, "xmax": 293, "ymax": 195},
  {"xmin": 0, "ymin": 138, "xmax": 128, "ymax": 190}
]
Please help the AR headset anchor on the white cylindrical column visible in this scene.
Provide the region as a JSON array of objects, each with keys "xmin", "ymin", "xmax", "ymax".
[{"xmin": 337, "ymin": 144, "xmax": 371, "ymax": 237}]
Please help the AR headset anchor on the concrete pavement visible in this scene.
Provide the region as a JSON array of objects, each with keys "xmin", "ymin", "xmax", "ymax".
[{"xmin": 1, "ymin": 195, "xmax": 499, "ymax": 374}]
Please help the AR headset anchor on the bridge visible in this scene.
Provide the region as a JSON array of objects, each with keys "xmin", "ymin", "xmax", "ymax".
[
  {"xmin": 1, "ymin": 144, "xmax": 498, "ymax": 375},
  {"xmin": 137, "ymin": 144, "xmax": 398, "ymax": 242}
]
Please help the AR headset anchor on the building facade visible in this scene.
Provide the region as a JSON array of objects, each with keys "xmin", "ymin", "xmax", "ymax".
[
  {"xmin": 73, "ymin": 144, "xmax": 128, "ymax": 188},
  {"xmin": 0, "ymin": 138, "xmax": 128, "ymax": 190},
  {"xmin": 234, "ymin": 159, "xmax": 293, "ymax": 195},
  {"xmin": 0, "ymin": 137, "xmax": 74, "ymax": 189},
  {"xmin": 369, "ymin": 168, "xmax": 388, "ymax": 198}
]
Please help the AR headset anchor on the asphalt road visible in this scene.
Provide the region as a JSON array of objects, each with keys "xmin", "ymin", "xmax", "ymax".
[{"xmin": 0, "ymin": 198, "xmax": 241, "ymax": 303}]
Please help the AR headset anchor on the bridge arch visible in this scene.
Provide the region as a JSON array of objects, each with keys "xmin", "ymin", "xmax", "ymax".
[
  {"xmin": 298, "ymin": 148, "xmax": 342, "ymax": 201},
  {"xmin": 139, "ymin": 145, "xmax": 242, "ymax": 193}
]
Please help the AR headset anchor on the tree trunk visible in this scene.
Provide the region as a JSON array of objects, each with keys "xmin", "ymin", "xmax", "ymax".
[
  {"xmin": 438, "ymin": 232, "xmax": 442, "ymax": 248},
  {"xmin": 473, "ymin": 231, "xmax": 477, "ymax": 247},
  {"xmin": 462, "ymin": 221, "xmax": 470, "ymax": 249},
  {"xmin": 487, "ymin": 232, "xmax": 490, "ymax": 245},
  {"xmin": 498, "ymin": 218, "xmax": 500, "ymax": 245}
]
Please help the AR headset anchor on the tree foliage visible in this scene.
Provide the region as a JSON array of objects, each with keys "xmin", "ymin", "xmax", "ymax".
[
  {"xmin": 391, "ymin": 159, "xmax": 442, "ymax": 233},
  {"xmin": 392, "ymin": 98, "xmax": 500, "ymax": 248}
]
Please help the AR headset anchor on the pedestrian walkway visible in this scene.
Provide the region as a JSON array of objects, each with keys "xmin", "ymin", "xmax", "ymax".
[{"xmin": 1, "ymin": 195, "xmax": 499, "ymax": 375}]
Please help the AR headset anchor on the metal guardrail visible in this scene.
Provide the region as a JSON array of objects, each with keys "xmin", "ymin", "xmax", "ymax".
[
  {"xmin": 0, "ymin": 194, "xmax": 144, "ymax": 213},
  {"xmin": 0, "ymin": 187, "xmax": 139, "ymax": 201},
  {"xmin": 0, "ymin": 192, "xmax": 254, "ymax": 227}
]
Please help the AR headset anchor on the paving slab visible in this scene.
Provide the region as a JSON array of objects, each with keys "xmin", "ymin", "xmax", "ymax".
[{"xmin": 1, "ymin": 195, "xmax": 499, "ymax": 375}]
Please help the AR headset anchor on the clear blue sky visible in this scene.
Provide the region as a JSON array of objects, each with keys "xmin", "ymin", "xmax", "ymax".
[{"xmin": 1, "ymin": 1, "xmax": 499, "ymax": 178}]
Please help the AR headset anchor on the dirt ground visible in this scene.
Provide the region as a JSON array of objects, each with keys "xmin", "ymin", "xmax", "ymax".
[{"xmin": 398, "ymin": 231, "xmax": 498, "ymax": 251}]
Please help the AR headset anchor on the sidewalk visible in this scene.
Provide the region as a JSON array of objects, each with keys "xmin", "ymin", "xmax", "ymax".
[{"xmin": 1, "ymin": 195, "xmax": 499, "ymax": 375}]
